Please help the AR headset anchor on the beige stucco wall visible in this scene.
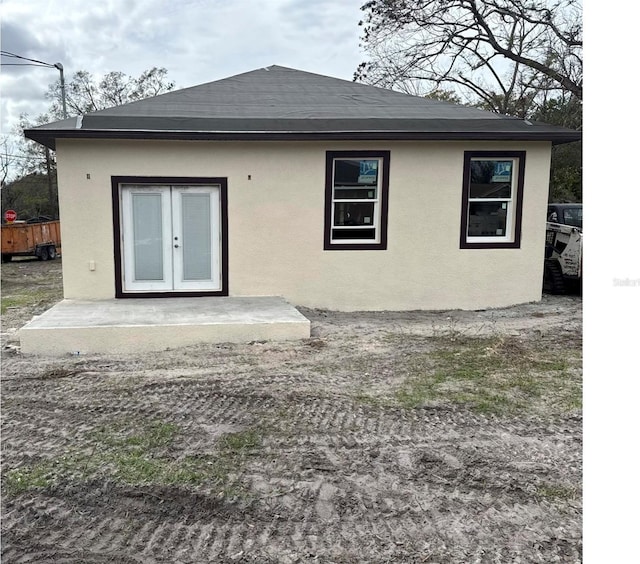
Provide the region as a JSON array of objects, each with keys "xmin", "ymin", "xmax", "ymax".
[{"xmin": 55, "ymin": 138, "xmax": 551, "ymax": 311}]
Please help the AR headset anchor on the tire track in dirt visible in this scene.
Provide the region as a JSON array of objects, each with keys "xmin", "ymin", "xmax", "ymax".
[
  {"xmin": 7, "ymin": 500, "xmax": 568, "ymax": 563},
  {"xmin": 3, "ymin": 310, "xmax": 582, "ymax": 561},
  {"xmin": 2, "ymin": 381, "xmax": 581, "ymax": 474},
  {"xmin": 2, "ymin": 262, "xmax": 582, "ymax": 561},
  {"xmin": 2, "ymin": 466, "xmax": 581, "ymax": 563}
]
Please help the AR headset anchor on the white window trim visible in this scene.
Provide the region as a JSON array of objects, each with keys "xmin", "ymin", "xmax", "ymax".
[
  {"xmin": 460, "ymin": 150, "xmax": 526, "ymax": 249},
  {"xmin": 330, "ymin": 157, "xmax": 383, "ymax": 245},
  {"xmin": 466, "ymin": 156, "xmax": 519, "ymax": 244},
  {"xmin": 324, "ymin": 151, "xmax": 390, "ymax": 251}
]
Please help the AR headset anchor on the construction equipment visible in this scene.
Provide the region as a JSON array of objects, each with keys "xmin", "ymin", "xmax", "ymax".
[
  {"xmin": 543, "ymin": 204, "xmax": 582, "ymax": 294},
  {"xmin": 1, "ymin": 219, "xmax": 61, "ymax": 262}
]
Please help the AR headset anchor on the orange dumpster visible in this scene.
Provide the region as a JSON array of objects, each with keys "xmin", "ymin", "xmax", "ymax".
[{"xmin": 1, "ymin": 220, "xmax": 61, "ymax": 262}]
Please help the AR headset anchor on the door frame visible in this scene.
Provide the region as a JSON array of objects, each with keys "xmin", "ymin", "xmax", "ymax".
[{"xmin": 112, "ymin": 176, "xmax": 229, "ymax": 298}]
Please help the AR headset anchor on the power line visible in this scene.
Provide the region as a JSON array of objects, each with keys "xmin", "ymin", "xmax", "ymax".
[
  {"xmin": 1, "ymin": 51, "xmax": 68, "ymax": 118},
  {"xmin": 1, "ymin": 153, "xmax": 52, "ymax": 161},
  {"xmin": 0, "ymin": 51, "xmax": 57, "ymax": 68},
  {"xmin": 1, "ymin": 63, "xmax": 55, "ymax": 67}
]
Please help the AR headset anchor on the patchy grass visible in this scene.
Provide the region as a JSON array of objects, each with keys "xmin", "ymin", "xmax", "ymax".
[
  {"xmin": 535, "ymin": 482, "xmax": 580, "ymax": 501},
  {"xmin": 353, "ymin": 392, "xmax": 385, "ymax": 407},
  {"xmin": 1, "ymin": 260, "xmax": 63, "ymax": 320},
  {"xmin": 3, "ymin": 465, "xmax": 51, "ymax": 496},
  {"xmin": 393, "ymin": 335, "xmax": 581, "ymax": 416},
  {"xmin": 1, "ymin": 288, "xmax": 62, "ymax": 314},
  {"xmin": 2, "ymin": 420, "xmax": 262, "ymax": 498},
  {"xmin": 82, "ymin": 419, "xmax": 179, "ymax": 451},
  {"xmin": 1, "ymin": 294, "xmax": 40, "ymax": 315},
  {"xmin": 218, "ymin": 429, "xmax": 261, "ymax": 453}
]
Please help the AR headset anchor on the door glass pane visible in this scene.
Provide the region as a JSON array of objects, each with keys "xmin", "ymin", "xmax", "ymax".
[
  {"xmin": 182, "ymin": 193, "xmax": 211, "ymax": 281},
  {"xmin": 132, "ymin": 193, "xmax": 164, "ymax": 280}
]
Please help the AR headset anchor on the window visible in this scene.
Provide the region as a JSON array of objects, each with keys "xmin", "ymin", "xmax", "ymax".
[
  {"xmin": 324, "ymin": 151, "xmax": 390, "ymax": 250},
  {"xmin": 460, "ymin": 151, "xmax": 525, "ymax": 249}
]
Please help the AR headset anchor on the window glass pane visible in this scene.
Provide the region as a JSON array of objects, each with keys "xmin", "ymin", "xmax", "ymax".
[
  {"xmin": 334, "ymin": 202, "xmax": 375, "ymax": 226},
  {"xmin": 334, "ymin": 187, "xmax": 377, "ymax": 200},
  {"xmin": 335, "ymin": 159, "xmax": 379, "ymax": 186},
  {"xmin": 332, "ymin": 228, "xmax": 376, "ymax": 240},
  {"xmin": 468, "ymin": 201, "xmax": 508, "ymax": 237},
  {"xmin": 132, "ymin": 193, "xmax": 164, "ymax": 280},
  {"xmin": 469, "ymin": 160, "xmax": 513, "ymax": 198}
]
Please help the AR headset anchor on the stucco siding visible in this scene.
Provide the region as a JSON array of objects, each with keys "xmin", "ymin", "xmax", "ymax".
[{"xmin": 55, "ymin": 139, "xmax": 551, "ymax": 310}]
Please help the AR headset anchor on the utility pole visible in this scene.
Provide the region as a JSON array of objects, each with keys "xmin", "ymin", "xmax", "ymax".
[
  {"xmin": 0, "ymin": 51, "xmax": 69, "ymax": 216},
  {"xmin": 47, "ymin": 63, "xmax": 66, "ymax": 216},
  {"xmin": 53, "ymin": 63, "xmax": 67, "ymax": 119}
]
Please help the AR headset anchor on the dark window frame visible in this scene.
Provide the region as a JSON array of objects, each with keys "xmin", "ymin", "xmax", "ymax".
[
  {"xmin": 324, "ymin": 150, "xmax": 390, "ymax": 250},
  {"xmin": 111, "ymin": 175, "xmax": 229, "ymax": 298},
  {"xmin": 459, "ymin": 150, "xmax": 526, "ymax": 249}
]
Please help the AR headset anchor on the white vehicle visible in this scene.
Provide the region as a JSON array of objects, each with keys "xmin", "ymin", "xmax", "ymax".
[{"xmin": 543, "ymin": 203, "xmax": 582, "ymax": 294}]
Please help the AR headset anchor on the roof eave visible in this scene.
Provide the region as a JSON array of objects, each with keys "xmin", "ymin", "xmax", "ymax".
[{"xmin": 24, "ymin": 128, "xmax": 582, "ymax": 151}]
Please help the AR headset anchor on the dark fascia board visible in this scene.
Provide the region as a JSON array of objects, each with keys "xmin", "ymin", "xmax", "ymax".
[{"xmin": 25, "ymin": 126, "xmax": 581, "ymax": 151}]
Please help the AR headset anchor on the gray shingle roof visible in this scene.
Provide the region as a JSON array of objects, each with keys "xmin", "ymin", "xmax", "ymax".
[{"xmin": 25, "ymin": 65, "xmax": 581, "ymax": 149}]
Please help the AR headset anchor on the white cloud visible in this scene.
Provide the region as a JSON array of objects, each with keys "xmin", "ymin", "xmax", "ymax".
[{"xmin": 1, "ymin": 0, "xmax": 365, "ymax": 135}]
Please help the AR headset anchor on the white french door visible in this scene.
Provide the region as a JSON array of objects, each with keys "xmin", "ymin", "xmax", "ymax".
[{"xmin": 121, "ymin": 185, "xmax": 221, "ymax": 292}]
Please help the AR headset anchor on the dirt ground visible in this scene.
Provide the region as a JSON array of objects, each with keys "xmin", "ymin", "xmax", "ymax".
[{"xmin": 1, "ymin": 258, "xmax": 582, "ymax": 563}]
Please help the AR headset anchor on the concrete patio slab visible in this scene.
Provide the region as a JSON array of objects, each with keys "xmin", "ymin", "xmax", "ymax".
[{"xmin": 18, "ymin": 296, "xmax": 311, "ymax": 356}]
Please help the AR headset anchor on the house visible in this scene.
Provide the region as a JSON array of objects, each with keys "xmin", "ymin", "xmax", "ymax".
[{"xmin": 22, "ymin": 65, "xmax": 580, "ymax": 353}]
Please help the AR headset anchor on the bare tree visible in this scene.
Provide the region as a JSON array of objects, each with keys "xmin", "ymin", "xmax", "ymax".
[
  {"xmin": 12, "ymin": 114, "xmax": 52, "ymax": 177},
  {"xmin": 355, "ymin": 0, "xmax": 582, "ymax": 116},
  {"xmin": 5, "ymin": 68, "xmax": 175, "ymax": 211},
  {"xmin": 45, "ymin": 67, "xmax": 175, "ymax": 119},
  {"xmin": 1, "ymin": 135, "xmax": 17, "ymax": 188},
  {"xmin": 11, "ymin": 68, "xmax": 175, "ymax": 176}
]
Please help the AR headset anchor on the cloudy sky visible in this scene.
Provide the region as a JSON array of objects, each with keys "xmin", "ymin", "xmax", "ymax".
[{"xmin": 1, "ymin": 0, "xmax": 365, "ymax": 135}]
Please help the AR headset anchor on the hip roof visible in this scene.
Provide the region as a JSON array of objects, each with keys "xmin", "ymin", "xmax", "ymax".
[{"xmin": 25, "ymin": 65, "xmax": 582, "ymax": 149}]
